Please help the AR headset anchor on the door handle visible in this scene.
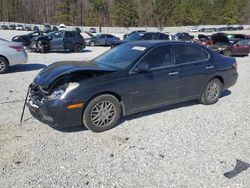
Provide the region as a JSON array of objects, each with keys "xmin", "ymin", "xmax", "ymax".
[
  {"xmin": 206, "ymin": 65, "xmax": 214, "ymax": 69},
  {"xmin": 168, "ymin": 71, "xmax": 179, "ymax": 76}
]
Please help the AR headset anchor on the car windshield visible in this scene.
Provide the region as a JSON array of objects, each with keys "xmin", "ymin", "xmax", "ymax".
[
  {"xmin": 94, "ymin": 43, "xmax": 147, "ymax": 69},
  {"xmin": 126, "ymin": 33, "xmax": 144, "ymax": 41}
]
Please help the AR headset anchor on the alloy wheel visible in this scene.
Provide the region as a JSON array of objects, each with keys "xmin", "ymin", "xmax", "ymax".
[
  {"xmin": 90, "ymin": 101, "xmax": 116, "ymax": 127},
  {"xmin": 206, "ymin": 82, "xmax": 220, "ymax": 102}
]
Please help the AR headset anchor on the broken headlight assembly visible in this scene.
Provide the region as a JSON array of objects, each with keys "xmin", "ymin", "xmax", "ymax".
[{"xmin": 48, "ymin": 82, "xmax": 80, "ymax": 100}]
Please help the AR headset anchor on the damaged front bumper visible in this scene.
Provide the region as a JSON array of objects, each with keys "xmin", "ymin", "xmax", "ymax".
[{"xmin": 27, "ymin": 85, "xmax": 83, "ymax": 127}]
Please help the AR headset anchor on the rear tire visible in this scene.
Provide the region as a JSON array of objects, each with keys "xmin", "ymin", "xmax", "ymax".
[
  {"xmin": 200, "ymin": 78, "xmax": 222, "ymax": 105},
  {"xmin": 0, "ymin": 57, "xmax": 9, "ymax": 74},
  {"xmin": 89, "ymin": 41, "xmax": 95, "ymax": 47},
  {"xmin": 83, "ymin": 94, "xmax": 121, "ymax": 132},
  {"xmin": 74, "ymin": 44, "xmax": 83, "ymax": 52}
]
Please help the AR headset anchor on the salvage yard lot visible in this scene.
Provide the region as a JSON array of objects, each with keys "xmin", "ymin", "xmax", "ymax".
[{"xmin": 0, "ymin": 31, "xmax": 249, "ymax": 187}]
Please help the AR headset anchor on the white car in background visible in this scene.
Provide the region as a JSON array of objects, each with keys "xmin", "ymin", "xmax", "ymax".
[
  {"xmin": 0, "ymin": 38, "xmax": 28, "ymax": 73},
  {"xmin": 59, "ymin": 24, "xmax": 66, "ymax": 31}
]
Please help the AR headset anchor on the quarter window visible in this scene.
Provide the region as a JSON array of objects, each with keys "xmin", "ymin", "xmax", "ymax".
[
  {"xmin": 140, "ymin": 45, "xmax": 173, "ymax": 69},
  {"xmin": 176, "ymin": 45, "xmax": 208, "ymax": 64}
]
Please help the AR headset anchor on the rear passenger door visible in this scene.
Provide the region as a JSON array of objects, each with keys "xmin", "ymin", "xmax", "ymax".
[
  {"xmin": 63, "ymin": 31, "xmax": 75, "ymax": 50},
  {"xmin": 175, "ymin": 44, "xmax": 215, "ymax": 99}
]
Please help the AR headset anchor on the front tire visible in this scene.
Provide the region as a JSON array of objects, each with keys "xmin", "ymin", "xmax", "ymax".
[
  {"xmin": 200, "ymin": 78, "xmax": 222, "ymax": 105},
  {"xmin": 0, "ymin": 57, "xmax": 9, "ymax": 74},
  {"xmin": 224, "ymin": 49, "xmax": 232, "ymax": 56},
  {"xmin": 83, "ymin": 94, "xmax": 121, "ymax": 132}
]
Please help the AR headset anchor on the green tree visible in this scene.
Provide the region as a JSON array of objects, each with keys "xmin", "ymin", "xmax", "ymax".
[{"xmin": 112, "ymin": 0, "xmax": 138, "ymax": 27}]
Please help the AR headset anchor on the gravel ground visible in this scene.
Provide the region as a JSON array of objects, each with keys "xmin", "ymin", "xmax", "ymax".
[{"xmin": 0, "ymin": 31, "xmax": 249, "ymax": 188}]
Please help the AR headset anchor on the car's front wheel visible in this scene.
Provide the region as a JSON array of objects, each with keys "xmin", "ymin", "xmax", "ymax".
[
  {"xmin": 200, "ymin": 78, "xmax": 222, "ymax": 105},
  {"xmin": 224, "ymin": 49, "xmax": 232, "ymax": 56},
  {"xmin": 83, "ymin": 94, "xmax": 121, "ymax": 132},
  {"xmin": 0, "ymin": 57, "xmax": 9, "ymax": 74}
]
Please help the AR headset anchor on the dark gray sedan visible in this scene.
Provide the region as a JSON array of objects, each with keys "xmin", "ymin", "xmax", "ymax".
[
  {"xmin": 85, "ymin": 34, "xmax": 120, "ymax": 46},
  {"xmin": 27, "ymin": 41, "xmax": 238, "ymax": 132}
]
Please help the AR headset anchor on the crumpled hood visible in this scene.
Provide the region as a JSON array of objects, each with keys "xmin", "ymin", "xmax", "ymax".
[{"xmin": 34, "ymin": 61, "xmax": 116, "ymax": 88}]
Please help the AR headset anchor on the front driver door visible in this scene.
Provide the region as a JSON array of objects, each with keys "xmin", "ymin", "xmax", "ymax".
[{"xmin": 126, "ymin": 44, "xmax": 180, "ymax": 113}]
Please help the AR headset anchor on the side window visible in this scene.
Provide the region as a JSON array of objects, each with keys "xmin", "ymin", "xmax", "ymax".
[
  {"xmin": 159, "ymin": 34, "xmax": 169, "ymax": 40},
  {"xmin": 65, "ymin": 32, "xmax": 74, "ymax": 37},
  {"xmin": 142, "ymin": 34, "xmax": 153, "ymax": 40},
  {"xmin": 176, "ymin": 45, "xmax": 208, "ymax": 64},
  {"xmin": 140, "ymin": 45, "xmax": 173, "ymax": 69},
  {"xmin": 107, "ymin": 35, "xmax": 113, "ymax": 38},
  {"xmin": 53, "ymin": 32, "xmax": 62, "ymax": 38},
  {"xmin": 99, "ymin": 35, "xmax": 105, "ymax": 39}
]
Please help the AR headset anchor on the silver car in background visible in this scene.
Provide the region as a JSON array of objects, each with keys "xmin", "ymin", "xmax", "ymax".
[{"xmin": 0, "ymin": 38, "xmax": 28, "ymax": 73}]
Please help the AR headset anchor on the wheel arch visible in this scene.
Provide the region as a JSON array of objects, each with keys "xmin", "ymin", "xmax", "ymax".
[
  {"xmin": 212, "ymin": 75, "xmax": 224, "ymax": 88},
  {"xmin": 0, "ymin": 55, "xmax": 9, "ymax": 65}
]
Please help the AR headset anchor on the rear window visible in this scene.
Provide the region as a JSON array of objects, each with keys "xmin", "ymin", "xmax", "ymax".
[{"xmin": 176, "ymin": 45, "xmax": 209, "ymax": 64}]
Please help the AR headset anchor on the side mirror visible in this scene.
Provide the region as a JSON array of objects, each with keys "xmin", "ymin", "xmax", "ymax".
[{"xmin": 135, "ymin": 62, "xmax": 150, "ymax": 73}]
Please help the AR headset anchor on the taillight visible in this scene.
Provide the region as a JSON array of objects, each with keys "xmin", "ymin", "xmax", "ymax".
[{"xmin": 9, "ymin": 46, "xmax": 24, "ymax": 52}]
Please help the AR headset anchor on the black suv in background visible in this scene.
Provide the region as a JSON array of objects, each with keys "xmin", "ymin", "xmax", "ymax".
[
  {"xmin": 32, "ymin": 30, "xmax": 86, "ymax": 53},
  {"xmin": 174, "ymin": 32, "xmax": 194, "ymax": 41},
  {"xmin": 112, "ymin": 32, "xmax": 170, "ymax": 47}
]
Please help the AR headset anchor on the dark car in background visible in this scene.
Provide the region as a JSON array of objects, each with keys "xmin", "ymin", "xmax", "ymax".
[
  {"xmin": 0, "ymin": 25, "xmax": 9, "ymax": 30},
  {"xmin": 224, "ymin": 39, "xmax": 250, "ymax": 56},
  {"xmin": 32, "ymin": 30, "xmax": 86, "ymax": 53},
  {"xmin": 85, "ymin": 34, "xmax": 120, "ymax": 46},
  {"xmin": 89, "ymin": 28, "xmax": 97, "ymax": 33},
  {"xmin": 25, "ymin": 26, "xmax": 32, "ymax": 31},
  {"xmin": 9, "ymin": 24, "xmax": 16, "ymax": 30},
  {"xmin": 75, "ymin": 27, "xmax": 81, "ymax": 33},
  {"xmin": 44, "ymin": 23, "xmax": 51, "ymax": 32},
  {"xmin": 196, "ymin": 32, "xmax": 250, "ymax": 56},
  {"xmin": 123, "ymin": 30, "xmax": 146, "ymax": 40},
  {"xmin": 27, "ymin": 41, "xmax": 238, "ymax": 132},
  {"xmin": 33, "ymin": 26, "xmax": 40, "ymax": 32},
  {"xmin": 12, "ymin": 32, "xmax": 44, "ymax": 47},
  {"xmin": 174, "ymin": 32, "xmax": 194, "ymax": 41},
  {"xmin": 112, "ymin": 32, "xmax": 170, "ymax": 47}
]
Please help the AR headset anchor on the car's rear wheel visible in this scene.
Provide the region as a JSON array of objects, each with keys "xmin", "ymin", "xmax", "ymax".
[
  {"xmin": 74, "ymin": 44, "xmax": 83, "ymax": 52},
  {"xmin": 200, "ymin": 78, "xmax": 222, "ymax": 105},
  {"xmin": 83, "ymin": 94, "xmax": 121, "ymax": 132},
  {"xmin": 89, "ymin": 41, "xmax": 95, "ymax": 47},
  {"xmin": 0, "ymin": 57, "xmax": 9, "ymax": 74}
]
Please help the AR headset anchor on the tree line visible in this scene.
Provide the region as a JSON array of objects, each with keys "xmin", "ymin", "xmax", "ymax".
[{"xmin": 0, "ymin": 0, "xmax": 250, "ymax": 27}]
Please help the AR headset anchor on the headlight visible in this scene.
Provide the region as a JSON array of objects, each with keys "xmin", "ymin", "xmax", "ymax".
[{"xmin": 48, "ymin": 82, "xmax": 80, "ymax": 100}]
